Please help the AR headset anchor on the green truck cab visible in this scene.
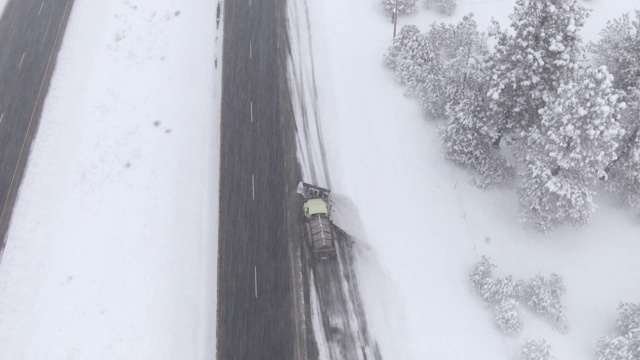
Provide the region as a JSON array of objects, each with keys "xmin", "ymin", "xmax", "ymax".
[{"xmin": 298, "ymin": 183, "xmax": 337, "ymax": 260}]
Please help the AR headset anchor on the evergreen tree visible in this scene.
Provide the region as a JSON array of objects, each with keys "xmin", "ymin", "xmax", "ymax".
[
  {"xmin": 617, "ymin": 303, "xmax": 640, "ymax": 335},
  {"xmin": 435, "ymin": 15, "xmax": 515, "ymax": 187},
  {"xmin": 381, "ymin": 0, "xmax": 418, "ymax": 15},
  {"xmin": 588, "ymin": 11, "xmax": 640, "ymax": 211},
  {"xmin": 423, "ymin": 0, "xmax": 457, "ymax": 16},
  {"xmin": 596, "ymin": 336, "xmax": 635, "ymax": 360},
  {"xmin": 486, "ymin": 0, "xmax": 589, "ymax": 140},
  {"xmin": 588, "ymin": 11, "xmax": 640, "ymax": 91},
  {"xmin": 596, "ymin": 302, "xmax": 640, "ymax": 360},
  {"xmin": 421, "ymin": 15, "xmax": 488, "ymax": 120},
  {"xmin": 519, "ymin": 67, "xmax": 624, "ymax": 230},
  {"xmin": 495, "ymin": 299, "xmax": 523, "ymax": 335},
  {"xmin": 520, "ymin": 339, "xmax": 555, "ymax": 360},
  {"xmin": 470, "ymin": 255, "xmax": 495, "ymax": 294},
  {"xmin": 605, "ymin": 91, "xmax": 640, "ymax": 209},
  {"xmin": 384, "ymin": 25, "xmax": 435, "ymax": 96},
  {"xmin": 441, "ymin": 82, "xmax": 515, "ymax": 188},
  {"xmin": 527, "ymin": 273, "xmax": 567, "ymax": 331}
]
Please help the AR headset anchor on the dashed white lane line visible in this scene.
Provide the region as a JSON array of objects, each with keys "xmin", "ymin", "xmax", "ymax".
[
  {"xmin": 252, "ymin": 174, "xmax": 255, "ymax": 200},
  {"xmin": 249, "ymin": 41, "xmax": 252, "ymax": 59},
  {"xmin": 18, "ymin": 52, "xmax": 25, "ymax": 69},
  {"xmin": 254, "ymin": 266, "xmax": 258, "ymax": 298},
  {"xmin": 38, "ymin": 1, "xmax": 44, "ymax": 15},
  {"xmin": 250, "ymin": 101, "xmax": 253, "ymax": 122},
  {"xmin": 0, "ymin": 113, "xmax": 4, "ymax": 125}
]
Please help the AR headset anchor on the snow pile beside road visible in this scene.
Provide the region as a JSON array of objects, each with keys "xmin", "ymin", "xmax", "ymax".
[
  {"xmin": 0, "ymin": 0, "xmax": 221, "ymax": 358},
  {"xmin": 294, "ymin": 0, "xmax": 640, "ymax": 359},
  {"xmin": 0, "ymin": 0, "xmax": 8, "ymax": 16}
]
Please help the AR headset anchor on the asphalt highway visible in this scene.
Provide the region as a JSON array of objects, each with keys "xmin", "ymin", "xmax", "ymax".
[
  {"xmin": 0, "ymin": 0, "xmax": 75, "ymax": 256},
  {"xmin": 216, "ymin": 0, "xmax": 297, "ymax": 358}
]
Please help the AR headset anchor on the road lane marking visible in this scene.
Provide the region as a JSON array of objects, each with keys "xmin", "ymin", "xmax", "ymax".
[
  {"xmin": 1, "ymin": 0, "xmax": 72, "ymax": 229},
  {"xmin": 18, "ymin": 52, "xmax": 25, "ymax": 69},
  {"xmin": 38, "ymin": 1, "xmax": 44, "ymax": 15},
  {"xmin": 249, "ymin": 41, "xmax": 252, "ymax": 59},
  {"xmin": 254, "ymin": 266, "xmax": 258, "ymax": 298},
  {"xmin": 0, "ymin": 113, "xmax": 4, "ymax": 125},
  {"xmin": 252, "ymin": 175, "xmax": 255, "ymax": 200},
  {"xmin": 250, "ymin": 101, "xmax": 253, "ymax": 122}
]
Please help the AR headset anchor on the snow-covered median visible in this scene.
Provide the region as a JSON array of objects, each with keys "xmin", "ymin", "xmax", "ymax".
[{"xmin": 0, "ymin": 0, "xmax": 221, "ymax": 358}]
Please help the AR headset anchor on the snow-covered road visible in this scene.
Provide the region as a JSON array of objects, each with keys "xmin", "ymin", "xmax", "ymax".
[{"xmin": 0, "ymin": 1, "xmax": 221, "ymax": 358}]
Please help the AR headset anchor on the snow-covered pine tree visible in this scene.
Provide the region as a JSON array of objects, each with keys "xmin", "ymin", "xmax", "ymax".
[
  {"xmin": 596, "ymin": 302, "xmax": 640, "ymax": 360},
  {"xmin": 441, "ymin": 91, "xmax": 516, "ymax": 188},
  {"xmin": 423, "ymin": 0, "xmax": 456, "ymax": 16},
  {"xmin": 495, "ymin": 299, "xmax": 522, "ymax": 335},
  {"xmin": 588, "ymin": 12, "xmax": 640, "ymax": 211},
  {"xmin": 486, "ymin": 0, "xmax": 589, "ymax": 142},
  {"xmin": 527, "ymin": 273, "xmax": 568, "ymax": 331},
  {"xmin": 588, "ymin": 11, "xmax": 640, "ymax": 91},
  {"xmin": 440, "ymin": 31, "xmax": 515, "ymax": 189},
  {"xmin": 605, "ymin": 90, "xmax": 640, "ymax": 209},
  {"xmin": 520, "ymin": 339, "xmax": 555, "ymax": 360},
  {"xmin": 519, "ymin": 66, "xmax": 624, "ymax": 230},
  {"xmin": 384, "ymin": 25, "xmax": 434, "ymax": 96},
  {"xmin": 414, "ymin": 22, "xmax": 449, "ymax": 119},
  {"xmin": 596, "ymin": 336, "xmax": 635, "ymax": 360},
  {"xmin": 617, "ymin": 303, "xmax": 640, "ymax": 335},
  {"xmin": 482, "ymin": 275, "xmax": 519, "ymax": 303},
  {"xmin": 420, "ymin": 15, "xmax": 489, "ymax": 120},
  {"xmin": 381, "ymin": 0, "xmax": 418, "ymax": 15},
  {"xmin": 470, "ymin": 255, "xmax": 495, "ymax": 294},
  {"xmin": 437, "ymin": 15, "xmax": 488, "ymax": 110}
]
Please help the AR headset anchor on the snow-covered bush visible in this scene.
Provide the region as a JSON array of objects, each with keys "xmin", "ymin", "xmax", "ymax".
[
  {"xmin": 423, "ymin": 0, "xmax": 456, "ymax": 16},
  {"xmin": 470, "ymin": 258, "xmax": 569, "ymax": 334},
  {"xmin": 520, "ymin": 339, "xmax": 554, "ymax": 360},
  {"xmin": 618, "ymin": 303, "xmax": 640, "ymax": 334},
  {"xmin": 518, "ymin": 67, "xmax": 624, "ymax": 231},
  {"xmin": 495, "ymin": 299, "xmax": 522, "ymax": 335},
  {"xmin": 596, "ymin": 303, "xmax": 640, "ymax": 360},
  {"xmin": 487, "ymin": 275, "xmax": 520, "ymax": 303},
  {"xmin": 381, "ymin": 0, "xmax": 418, "ymax": 15},
  {"xmin": 597, "ymin": 335, "xmax": 635, "ymax": 360},
  {"xmin": 513, "ymin": 279, "xmax": 529, "ymax": 301},
  {"xmin": 470, "ymin": 258, "xmax": 525, "ymax": 303},
  {"xmin": 527, "ymin": 273, "xmax": 567, "ymax": 331},
  {"xmin": 470, "ymin": 255, "xmax": 495, "ymax": 295}
]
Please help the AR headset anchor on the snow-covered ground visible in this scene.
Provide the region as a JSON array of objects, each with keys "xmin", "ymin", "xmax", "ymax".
[
  {"xmin": 290, "ymin": 0, "xmax": 640, "ymax": 359},
  {"xmin": 0, "ymin": 0, "xmax": 221, "ymax": 358}
]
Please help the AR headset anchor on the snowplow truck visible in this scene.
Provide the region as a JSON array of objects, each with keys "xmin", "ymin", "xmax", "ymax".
[{"xmin": 298, "ymin": 182, "xmax": 336, "ymax": 260}]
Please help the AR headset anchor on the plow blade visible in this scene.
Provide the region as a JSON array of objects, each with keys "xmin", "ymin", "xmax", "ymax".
[{"xmin": 297, "ymin": 182, "xmax": 331, "ymax": 200}]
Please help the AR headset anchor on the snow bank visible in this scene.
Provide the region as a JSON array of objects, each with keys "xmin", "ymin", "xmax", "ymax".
[
  {"xmin": 0, "ymin": 0, "xmax": 221, "ymax": 358},
  {"xmin": 0, "ymin": 0, "xmax": 7, "ymax": 16},
  {"xmin": 296, "ymin": 0, "xmax": 640, "ymax": 359}
]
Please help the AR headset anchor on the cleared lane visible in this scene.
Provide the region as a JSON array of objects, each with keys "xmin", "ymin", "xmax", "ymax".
[{"xmin": 0, "ymin": 0, "xmax": 75, "ymax": 255}]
